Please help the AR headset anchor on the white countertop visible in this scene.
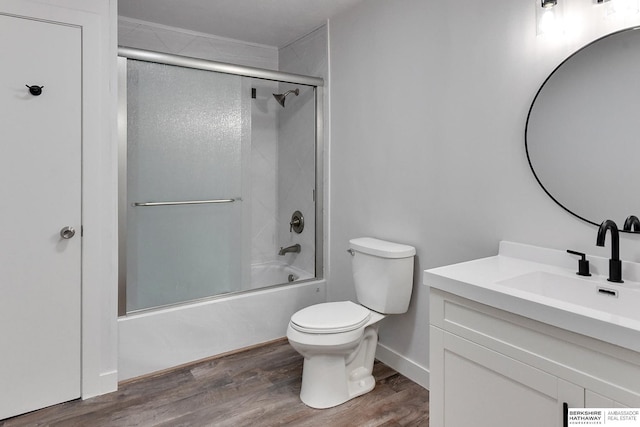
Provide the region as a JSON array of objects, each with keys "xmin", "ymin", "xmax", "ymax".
[{"xmin": 424, "ymin": 241, "xmax": 640, "ymax": 353}]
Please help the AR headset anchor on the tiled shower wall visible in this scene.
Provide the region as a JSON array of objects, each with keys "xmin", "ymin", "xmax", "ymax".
[
  {"xmin": 277, "ymin": 26, "xmax": 328, "ymax": 276},
  {"xmin": 249, "ymin": 80, "xmax": 279, "ymax": 265}
]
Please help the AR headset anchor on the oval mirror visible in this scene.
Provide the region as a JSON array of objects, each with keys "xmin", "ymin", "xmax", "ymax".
[{"xmin": 526, "ymin": 27, "xmax": 640, "ymax": 230}]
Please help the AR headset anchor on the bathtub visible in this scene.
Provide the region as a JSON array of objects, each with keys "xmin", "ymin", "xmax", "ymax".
[
  {"xmin": 250, "ymin": 261, "xmax": 314, "ymax": 289},
  {"xmin": 118, "ymin": 263, "xmax": 324, "ymax": 381}
]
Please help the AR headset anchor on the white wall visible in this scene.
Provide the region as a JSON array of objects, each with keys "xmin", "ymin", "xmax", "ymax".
[{"xmin": 329, "ymin": 0, "xmax": 640, "ymax": 385}]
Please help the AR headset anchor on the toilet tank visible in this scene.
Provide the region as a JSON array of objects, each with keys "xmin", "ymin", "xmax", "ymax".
[{"xmin": 349, "ymin": 237, "xmax": 416, "ymax": 314}]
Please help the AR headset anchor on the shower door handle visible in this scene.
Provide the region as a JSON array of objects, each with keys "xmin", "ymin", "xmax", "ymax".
[
  {"xmin": 132, "ymin": 198, "xmax": 237, "ymax": 207},
  {"xmin": 60, "ymin": 226, "xmax": 76, "ymax": 239}
]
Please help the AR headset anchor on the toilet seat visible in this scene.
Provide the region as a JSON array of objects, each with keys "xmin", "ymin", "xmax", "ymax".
[{"xmin": 290, "ymin": 301, "xmax": 371, "ymax": 334}]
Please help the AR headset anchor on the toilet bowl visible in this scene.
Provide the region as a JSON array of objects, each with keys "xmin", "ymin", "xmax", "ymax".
[
  {"xmin": 287, "ymin": 301, "xmax": 385, "ymax": 409},
  {"xmin": 286, "ymin": 237, "xmax": 416, "ymax": 409}
]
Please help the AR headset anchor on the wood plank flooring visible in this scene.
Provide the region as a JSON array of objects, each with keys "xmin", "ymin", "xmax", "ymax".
[{"xmin": 1, "ymin": 339, "xmax": 429, "ymax": 427}]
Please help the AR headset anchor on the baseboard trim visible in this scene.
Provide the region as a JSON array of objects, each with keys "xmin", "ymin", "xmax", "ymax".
[
  {"xmin": 376, "ymin": 343, "xmax": 429, "ymax": 390},
  {"xmin": 82, "ymin": 370, "xmax": 117, "ymax": 399}
]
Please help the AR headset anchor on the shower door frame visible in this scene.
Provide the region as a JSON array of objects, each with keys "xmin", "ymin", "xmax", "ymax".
[{"xmin": 117, "ymin": 47, "xmax": 325, "ymax": 316}]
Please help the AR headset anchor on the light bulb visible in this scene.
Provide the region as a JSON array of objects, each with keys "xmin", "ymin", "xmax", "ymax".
[{"xmin": 536, "ymin": 0, "xmax": 564, "ymax": 36}]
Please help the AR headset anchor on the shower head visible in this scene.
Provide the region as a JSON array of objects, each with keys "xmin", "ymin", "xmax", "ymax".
[{"xmin": 273, "ymin": 88, "xmax": 299, "ymax": 107}]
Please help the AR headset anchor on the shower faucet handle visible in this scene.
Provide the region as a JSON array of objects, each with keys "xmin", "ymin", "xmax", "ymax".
[{"xmin": 289, "ymin": 211, "xmax": 304, "ymax": 233}]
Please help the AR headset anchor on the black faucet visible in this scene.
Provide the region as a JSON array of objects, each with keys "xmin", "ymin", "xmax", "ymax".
[
  {"xmin": 596, "ymin": 219, "xmax": 623, "ymax": 283},
  {"xmin": 624, "ymin": 215, "xmax": 640, "ymax": 232}
]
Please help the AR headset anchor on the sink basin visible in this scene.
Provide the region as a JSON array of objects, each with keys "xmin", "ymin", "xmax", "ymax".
[{"xmin": 496, "ymin": 271, "xmax": 640, "ymax": 321}]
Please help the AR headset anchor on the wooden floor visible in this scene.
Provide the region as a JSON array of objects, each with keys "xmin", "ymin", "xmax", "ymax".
[{"xmin": 1, "ymin": 339, "xmax": 429, "ymax": 427}]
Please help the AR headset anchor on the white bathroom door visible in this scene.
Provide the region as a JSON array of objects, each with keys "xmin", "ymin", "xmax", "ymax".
[{"xmin": 0, "ymin": 14, "xmax": 82, "ymax": 419}]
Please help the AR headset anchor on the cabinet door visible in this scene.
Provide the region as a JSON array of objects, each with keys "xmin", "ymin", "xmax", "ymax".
[
  {"xmin": 431, "ymin": 327, "xmax": 583, "ymax": 427},
  {"xmin": 585, "ymin": 390, "xmax": 629, "ymax": 408}
]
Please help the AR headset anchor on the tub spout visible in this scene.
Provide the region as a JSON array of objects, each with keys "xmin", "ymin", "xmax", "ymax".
[{"xmin": 279, "ymin": 244, "xmax": 301, "ymax": 255}]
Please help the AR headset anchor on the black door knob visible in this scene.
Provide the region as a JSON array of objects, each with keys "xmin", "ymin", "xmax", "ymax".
[{"xmin": 26, "ymin": 85, "xmax": 44, "ymax": 96}]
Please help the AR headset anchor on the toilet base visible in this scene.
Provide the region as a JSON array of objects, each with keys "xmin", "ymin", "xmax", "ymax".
[{"xmin": 297, "ymin": 326, "xmax": 379, "ymax": 409}]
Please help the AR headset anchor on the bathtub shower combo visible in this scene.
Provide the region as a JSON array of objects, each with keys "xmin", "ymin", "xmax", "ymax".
[{"xmin": 116, "ymin": 47, "xmax": 324, "ymax": 379}]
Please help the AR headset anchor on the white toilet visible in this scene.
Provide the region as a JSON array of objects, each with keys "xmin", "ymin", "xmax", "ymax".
[{"xmin": 286, "ymin": 237, "xmax": 416, "ymax": 409}]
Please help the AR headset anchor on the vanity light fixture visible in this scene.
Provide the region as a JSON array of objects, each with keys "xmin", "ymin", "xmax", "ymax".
[{"xmin": 536, "ymin": 0, "xmax": 564, "ymax": 36}]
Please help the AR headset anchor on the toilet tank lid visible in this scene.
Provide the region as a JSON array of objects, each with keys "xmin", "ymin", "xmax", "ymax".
[{"xmin": 349, "ymin": 237, "xmax": 416, "ymax": 259}]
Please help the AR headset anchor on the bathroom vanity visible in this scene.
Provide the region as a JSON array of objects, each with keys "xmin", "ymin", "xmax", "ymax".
[{"xmin": 425, "ymin": 242, "xmax": 640, "ymax": 427}]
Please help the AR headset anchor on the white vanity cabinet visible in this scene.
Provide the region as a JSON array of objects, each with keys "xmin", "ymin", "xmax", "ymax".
[{"xmin": 429, "ymin": 289, "xmax": 640, "ymax": 427}]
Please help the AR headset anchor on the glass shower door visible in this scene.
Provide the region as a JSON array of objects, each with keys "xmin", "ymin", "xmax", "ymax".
[{"xmin": 125, "ymin": 59, "xmax": 248, "ymax": 312}]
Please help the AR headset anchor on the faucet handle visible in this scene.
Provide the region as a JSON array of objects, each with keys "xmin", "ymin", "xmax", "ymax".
[
  {"xmin": 567, "ymin": 250, "xmax": 591, "ymax": 276},
  {"xmin": 289, "ymin": 211, "xmax": 304, "ymax": 234},
  {"xmin": 624, "ymin": 215, "xmax": 640, "ymax": 232}
]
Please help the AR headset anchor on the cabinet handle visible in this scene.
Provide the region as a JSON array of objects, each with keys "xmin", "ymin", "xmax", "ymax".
[{"xmin": 563, "ymin": 402, "xmax": 568, "ymax": 427}]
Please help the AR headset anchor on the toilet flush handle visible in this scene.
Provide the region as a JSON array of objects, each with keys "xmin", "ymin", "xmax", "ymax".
[{"xmin": 347, "ymin": 249, "xmax": 355, "ymax": 256}]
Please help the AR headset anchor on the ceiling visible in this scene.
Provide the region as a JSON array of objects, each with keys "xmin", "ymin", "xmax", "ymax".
[{"xmin": 118, "ymin": 0, "xmax": 364, "ymax": 48}]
